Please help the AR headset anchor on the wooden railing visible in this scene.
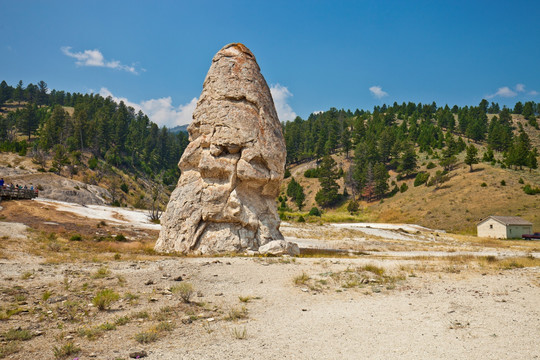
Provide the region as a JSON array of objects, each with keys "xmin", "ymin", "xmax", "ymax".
[{"xmin": 0, "ymin": 187, "xmax": 39, "ymax": 200}]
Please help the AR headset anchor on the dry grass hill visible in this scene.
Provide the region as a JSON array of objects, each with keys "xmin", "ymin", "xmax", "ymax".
[{"xmin": 281, "ymin": 115, "xmax": 540, "ymax": 234}]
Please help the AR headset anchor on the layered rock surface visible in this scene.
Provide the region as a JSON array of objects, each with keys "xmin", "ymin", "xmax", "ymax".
[{"xmin": 155, "ymin": 43, "xmax": 294, "ymax": 254}]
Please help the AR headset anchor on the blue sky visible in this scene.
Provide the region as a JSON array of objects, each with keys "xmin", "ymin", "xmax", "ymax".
[{"xmin": 1, "ymin": 0, "xmax": 539, "ymax": 127}]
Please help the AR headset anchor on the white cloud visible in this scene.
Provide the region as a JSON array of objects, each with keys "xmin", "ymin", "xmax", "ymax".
[
  {"xmin": 369, "ymin": 85, "xmax": 388, "ymax": 99},
  {"xmin": 312, "ymin": 110, "xmax": 324, "ymax": 115},
  {"xmin": 515, "ymin": 83, "xmax": 525, "ymax": 92},
  {"xmin": 61, "ymin": 46, "xmax": 139, "ymax": 74},
  {"xmin": 270, "ymin": 84, "xmax": 297, "ymax": 122},
  {"xmin": 486, "ymin": 86, "xmax": 517, "ymax": 99},
  {"xmin": 529, "ymin": 90, "xmax": 539, "ymax": 96},
  {"xmin": 99, "ymin": 88, "xmax": 196, "ymax": 128}
]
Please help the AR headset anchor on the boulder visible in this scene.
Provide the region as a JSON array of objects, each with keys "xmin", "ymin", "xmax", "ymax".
[
  {"xmin": 155, "ymin": 43, "xmax": 297, "ymax": 255},
  {"xmin": 258, "ymin": 240, "xmax": 300, "ymax": 256}
]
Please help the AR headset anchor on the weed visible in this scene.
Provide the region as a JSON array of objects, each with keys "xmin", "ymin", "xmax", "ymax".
[
  {"xmin": 42, "ymin": 290, "xmax": 52, "ymax": 301},
  {"xmin": 0, "ymin": 342, "xmax": 19, "ymax": 358},
  {"xmin": 21, "ymin": 271, "xmax": 33, "ymax": 280},
  {"xmin": 92, "ymin": 289, "xmax": 120, "ymax": 310},
  {"xmin": 231, "ymin": 326, "xmax": 248, "ymax": 340},
  {"xmin": 170, "ymin": 282, "xmax": 194, "ymax": 303},
  {"xmin": 132, "ymin": 311, "xmax": 150, "ymax": 319},
  {"xmin": 225, "ymin": 306, "xmax": 248, "ymax": 321},
  {"xmin": 92, "ymin": 266, "xmax": 110, "ymax": 279},
  {"xmin": 4, "ymin": 328, "xmax": 33, "ymax": 341},
  {"xmin": 113, "ymin": 253, "xmax": 121, "ymax": 260},
  {"xmin": 124, "ymin": 292, "xmax": 139, "ymax": 302},
  {"xmin": 360, "ymin": 264, "xmax": 385, "ymax": 276},
  {"xmin": 52, "ymin": 342, "xmax": 80, "ymax": 360},
  {"xmin": 115, "ymin": 316, "xmax": 130, "ymax": 326},
  {"xmin": 238, "ymin": 296, "xmax": 253, "ymax": 303},
  {"xmin": 153, "ymin": 306, "xmax": 174, "ymax": 321},
  {"xmin": 293, "ymin": 272, "xmax": 310, "ymax": 285},
  {"xmin": 154, "ymin": 321, "xmax": 175, "ymax": 332},
  {"xmin": 134, "ymin": 330, "xmax": 158, "ymax": 344},
  {"xmin": 99, "ymin": 322, "xmax": 116, "ymax": 331}
]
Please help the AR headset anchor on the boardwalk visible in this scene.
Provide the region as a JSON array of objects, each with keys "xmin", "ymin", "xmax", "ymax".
[{"xmin": 0, "ymin": 187, "xmax": 38, "ymax": 200}]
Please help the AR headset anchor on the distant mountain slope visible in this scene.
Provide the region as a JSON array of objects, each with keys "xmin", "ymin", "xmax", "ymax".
[{"xmin": 169, "ymin": 124, "xmax": 189, "ymax": 134}]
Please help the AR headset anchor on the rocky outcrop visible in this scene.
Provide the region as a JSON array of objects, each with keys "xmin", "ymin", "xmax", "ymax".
[{"xmin": 155, "ymin": 43, "xmax": 295, "ymax": 255}]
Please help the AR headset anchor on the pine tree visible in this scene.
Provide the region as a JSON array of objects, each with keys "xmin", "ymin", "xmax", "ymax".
[
  {"xmin": 464, "ymin": 144, "xmax": 479, "ymax": 172},
  {"xmin": 315, "ymin": 155, "xmax": 340, "ymax": 207},
  {"xmin": 373, "ymin": 162, "xmax": 389, "ymax": 199},
  {"xmin": 398, "ymin": 144, "xmax": 417, "ymax": 176}
]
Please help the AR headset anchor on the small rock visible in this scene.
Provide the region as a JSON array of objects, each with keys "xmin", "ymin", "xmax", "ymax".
[
  {"xmin": 145, "ymin": 279, "xmax": 154, "ymax": 285},
  {"xmin": 207, "ymin": 317, "xmax": 215, "ymax": 322},
  {"xmin": 129, "ymin": 350, "xmax": 148, "ymax": 358},
  {"xmin": 215, "ymin": 293, "xmax": 224, "ymax": 296},
  {"xmin": 301, "ymin": 288, "xmax": 308, "ymax": 292},
  {"xmin": 150, "ymin": 298, "xmax": 158, "ymax": 302},
  {"xmin": 65, "ymin": 335, "xmax": 73, "ymax": 340},
  {"xmin": 173, "ymin": 276, "xmax": 183, "ymax": 282},
  {"xmin": 89, "ymin": 353, "xmax": 97, "ymax": 357}
]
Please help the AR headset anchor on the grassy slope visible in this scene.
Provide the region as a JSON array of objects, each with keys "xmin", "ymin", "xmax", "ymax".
[{"xmin": 283, "ymin": 115, "xmax": 540, "ymax": 233}]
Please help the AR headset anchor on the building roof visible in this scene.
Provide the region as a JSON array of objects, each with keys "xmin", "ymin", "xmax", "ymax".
[{"xmin": 478, "ymin": 216, "xmax": 533, "ymax": 226}]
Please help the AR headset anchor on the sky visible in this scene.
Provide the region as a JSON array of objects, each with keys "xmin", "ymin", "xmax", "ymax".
[{"xmin": 1, "ymin": 0, "xmax": 539, "ymax": 128}]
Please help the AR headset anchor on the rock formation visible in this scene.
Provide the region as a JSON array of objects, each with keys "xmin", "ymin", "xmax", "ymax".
[{"xmin": 155, "ymin": 43, "xmax": 297, "ymax": 255}]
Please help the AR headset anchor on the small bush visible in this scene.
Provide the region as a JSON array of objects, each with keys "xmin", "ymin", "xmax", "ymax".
[
  {"xmin": 115, "ymin": 316, "xmax": 130, "ymax": 326},
  {"xmin": 500, "ymin": 180, "xmax": 506, "ymax": 186},
  {"xmin": 134, "ymin": 330, "xmax": 158, "ymax": 344},
  {"xmin": 347, "ymin": 200, "xmax": 359, "ymax": 214},
  {"xmin": 4, "ymin": 328, "xmax": 33, "ymax": 341},
  {"xmin": 92, "ymin": 266, "xmax": 110, "ymax": 279},
  {"xmin": 426, "ymin": 161, "xmax": 436, "ymax": 169},
  {"xmin": 400, "ymin": 183, "xmax": 408, "ymax": 193},
  {"xmin": 225, "ymin": 306, "xmax": 248, "ymax": 321},
  {"xmin": 523, "ymin": 184, "xmax": 540, "ymax": 195},
  {"xmin": 120, "ymin": 183, "xmax": 129, "ymax": 193},
  {"xmin": 69, "ymin": 234, "xmax": 82, "ymax": 241},
  {"xmin": 481, "ymin": 182, "xmax": 487, "ymax": 187},
  {"xmin": 308, "ymin": 207, "xmax": 321, "ymax": 217},
  {"xmin": 170, "ymin": 282, "xmax": 194, "ymax": 303},
  {"xmin": 304, "ymin": 168, "xmax": 320, "ymax": 178},
  {"xmin": 297, "ymin": 215, "xmax": 305, "ymax": 223},
  {"xmin": 414, "ymin": 172, "xmax": 430, "ymax": 187},
  {"xmin": 284, "ymin": 168, "xmax": 291, "ymax": 178},
  {"xmin": 88, "ymin": 156, "xmax": 98, "ymax": 170},
  {"xmin": 231, "ymin": 326, "xmax": 248, "ymax": 340},
  {"xmin": 294, "ymin": 272, "xmax": 310, "ymax": 285},
  {"xmin": 92, "ymin": 289, "xmax": 120, "ymax": 310},
  {"xmin": 52, "ymin": 342, "xmax": 80, "ymax": 360},
  {"xmin": 518, "ymin": 178, "xmax": 524, "ymax": 184},
  {"xmin": 115, "ymin": 234, "xmax": 127, "ymax": 242}
]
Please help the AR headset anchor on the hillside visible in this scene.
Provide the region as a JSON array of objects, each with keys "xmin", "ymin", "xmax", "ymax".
[{"xmin": 281, "ymin": 112, "xmax": 540, "ymax": 233}]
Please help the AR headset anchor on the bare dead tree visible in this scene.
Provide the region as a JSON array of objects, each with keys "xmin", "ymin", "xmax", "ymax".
[{"xmin": 148, "ymin": 182, "xmax": 163, "ymax": 223}]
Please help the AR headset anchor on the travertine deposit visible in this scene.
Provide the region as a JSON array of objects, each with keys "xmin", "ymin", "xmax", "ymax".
[{"xmin": 155, "ymin": 43, "xmax": 296, "ymax": 255}]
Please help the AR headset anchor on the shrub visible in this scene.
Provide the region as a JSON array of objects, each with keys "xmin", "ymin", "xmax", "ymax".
[
  {"xmin": 297, "ymin": 215, "xmax": 305, "ymax": 223},
  {"xmin": 284, "ymin": 168, "xmax": 291, "ymax": 178},
  {"xmin": 92, "ymin": 266, "xmax": 110, "ymax": 279},
  {"xmin": 414, "ymin": 172, "xmax": 430, "ymax": 187},
  {"xmin": 135, "ymin": 330, "xmax": 158, "ymax": 344},
  {"xmin": 480, "ymin": 182, "xmax": 487, "ymax": 187},
  {"xmin": 518, "ymin": 178, "xmax": 524, "ymax": 184},
  {"xmin": 120, "ymin": 183, "xmax": 129, "ymax": 193},
  {"xmin": 52, "ymin": 342, "xmax": 80, "ymax": 360},
  {"xmin": 170, "ymin": 282, "xmax": 194, "ymax": 303},
  {"xmin": 523, "ymin": 184, "xmax": 540, "ymax": 195},
  {"xmin": 500, "ymin": 180, "xmax": 506, "ymax": 186},
  {"xmin": 308, "ymin": 207, "xmax": 321, "ymax": 217},
  {"xmin": 426, "ymin": 161, "xmax": 436, "ymax": 169},
  {"xmin": 88, "ymin": 156, "xmax": 98, "ymax": 170},
  {"xmin": 4, "ymin": 328, "xmax": 33, "ymax": 341},
  {"xmin": 347, "ymin": 200, "xmax": 359, "ymax": 214},
  {"xmin": 400, "ymin": 183, "xmax": 408, "ymax": 193},
  {"xmin": 92, "ymin": 289, "xmax": 120, "ymax": 310},
  {"xmin": 69, "ymin": 234, "xmax": 82, "ymax": 241},
  {"xmin": 115, "ymin": 234, "xmax": 127, "ymax": 242},
  {"xmin": 304, "ymin": 168, "xmax": 320, "ymax": 178}
]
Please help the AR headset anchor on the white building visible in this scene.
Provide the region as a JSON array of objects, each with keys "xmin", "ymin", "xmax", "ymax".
[{"xmin": 477, "ymin": 216, "xmax": 533, "ymax": 239}]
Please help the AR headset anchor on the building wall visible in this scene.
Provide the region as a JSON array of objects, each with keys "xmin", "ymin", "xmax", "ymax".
[
  {"xmin": 506, "ymin": 225, "xmax": 533, "ymax": 239},
  {"xmin": 477, "ymin": 219, "xmax": 508, "ymax": 239}
]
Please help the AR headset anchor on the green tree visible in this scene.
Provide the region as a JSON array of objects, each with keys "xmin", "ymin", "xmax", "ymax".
[
  {"xmin": 513, "ymin": 101, "xmax": 523, "ymax": 114},
  {"xmin": 287, "ymin": 177, "xmax": 305, "ymax": 210},
  {"xmin": 397, "ymin": 144, "xmax": 417, "ymax": 176},
  {"xmin": 373, "ymin": 162, "xmax": 389, "ymax": 199},
  {"xmin": 315, "ymin": 155, "xmax": 340, "ymax": 208},
  {"xmin": 18, "ymin": 103, "xmax": 39, "ymax": 140},
  {"xmin": 13, "ymin": 80, "xmax": 24, "ymax": 105},
  {"xmin": 464, "ymin": 144, "xmax": 479, "ymax": 172}
]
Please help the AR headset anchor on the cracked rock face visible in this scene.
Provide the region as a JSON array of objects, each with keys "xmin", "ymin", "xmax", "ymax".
[{"xmin": 155, "ymin": 43, "xmax": 288, "ymax": 254}]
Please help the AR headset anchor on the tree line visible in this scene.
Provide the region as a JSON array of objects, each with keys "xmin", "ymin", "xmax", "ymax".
[
  {"xmin": 0, "ymin": 80, "xmax": 189, "ymax": 185},
  {"xmin": 282, "ymin": 100, "xmax": 539, "ymax": 208}
]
